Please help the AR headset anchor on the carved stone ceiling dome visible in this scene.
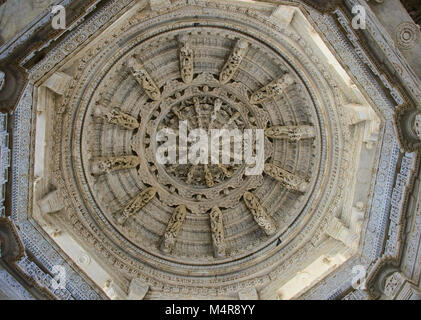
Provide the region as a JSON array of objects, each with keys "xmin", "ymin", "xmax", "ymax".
[
  {"xmin": 28, "ymin": 1, "xmax": 386, "ymax": 299},
  {"xmin": 62, "ymin": 3, "xmax": 337, "ymax": 290}
]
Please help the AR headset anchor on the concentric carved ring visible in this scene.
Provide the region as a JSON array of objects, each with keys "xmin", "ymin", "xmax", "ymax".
[
  {"xmin": 65, "ymin": 6, "xmax": 339, "ymax": 290},
  {"xmin": 395, "ymin": 21, "xmax": 419, "ymax": 50},
  {"xmin": 81, "ymin": 28, "xmax": 321, "ymax": 265}
]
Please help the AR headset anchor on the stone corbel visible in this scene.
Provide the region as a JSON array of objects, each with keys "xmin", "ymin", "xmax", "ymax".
[
  {"xmin": 350, "ymin": 202, "xmax": 365, "ymax": 233},
  {"xmin": 325, "ymin": 216, "xmax": 357, "ymax": 249},
  {"xmin": 149, "ymin": 0, "xmax": 170, "ymax": 11},
  {"xmin": 37, "ymin": 190, "xmax": 65, "ymax": 214},
  {"xmin": 103, "ymin": 279, "xmax": 123, "ymax": 300},
  {"xmin": 271, "ymin": 5, "xmax": 296, "ymax": 26},
  {"xmin": 344, "ymin": 104, "xmax": 371, "ymax": 125},
  {"xmin": 127, "ymin": 278, "xmax": 149, "ymax": 300},
  {"xmin": 238, "ymin": 287, "xmax": 259, "ymax": 300},
  {"xmin": 43, "ymin": 72, "xmax": 73, "ymax": 96},
  {"xmin": 37, "ymin": 72, "xmax": 73, "ymax": 115},
  {"xmin": 344, "ymin": 104, "xmax": 380, "ymax": 148}
]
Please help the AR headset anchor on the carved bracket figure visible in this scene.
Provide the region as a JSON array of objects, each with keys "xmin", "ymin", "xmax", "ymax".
[
  {"xmin": 179, "ymin": 35, "xmax": 194, "ymax": 84},
  {"xmin": 204, "ymin": 165, "xmax": 215, "ymax": 188},
  {"xmin": 264, "ymin": 163, "xmax": 309, "ymax": 193},
  {"xmin": 127, "ymin": 57, "xmax": 161, "ymax": 101},
  {"xmin": 210, "ymin": 207, "xmax": 226, "ymax": 258},
  {"xmin": 220, "ymin": 39, "xmax": 249, "ymax": 84},
  {"xmin": 265, "ymin": 125, "xmax": 315, "ymax": 141},
  {"xmin": 243, "ymin": 192, "xmax": 276, "ymax": 236},
  {"xmin": 160, "ymin": 205, "xmax": 187, "ymax": 254},
  {"xmin": 117, "ymin": 187, "xmax": 157, "ymax": 225},
  {"xmin": 250, "ymin": 73, "xmax": 295, "ymax": 104},
  {"xmin": 91, "ymin": 156, "xmax": 140, "ymax": 175},
  {"xmin": 94, "ymin": 103, "xmax": 139, "ymax": 130}
]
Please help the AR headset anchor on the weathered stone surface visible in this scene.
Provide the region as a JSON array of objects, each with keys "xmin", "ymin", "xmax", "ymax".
[{"xmin": 5, "ymin": 0, "xmax": 419, "ymax": 301}]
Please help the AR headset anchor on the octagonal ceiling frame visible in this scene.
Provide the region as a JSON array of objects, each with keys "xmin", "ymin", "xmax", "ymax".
[
  {"xmin": 31, "ymin": 0, "xmax": 377, "ymax": 298},
  {"xmin": 7, "ymin": 0, "xmax": 420, "ymax": 299},
  {"xmin": 31, "ymin": 1, "xmax": 352, "ymax": 298}
]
